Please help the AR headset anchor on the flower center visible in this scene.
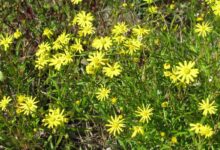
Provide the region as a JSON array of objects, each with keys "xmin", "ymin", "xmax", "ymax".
[{"xmin": 183, "ymin": 67, "xmax": 191, "ymax": 75}]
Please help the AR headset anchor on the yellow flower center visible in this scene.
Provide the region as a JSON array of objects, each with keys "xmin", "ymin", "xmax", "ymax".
[{"xmin": 183, "ymin": 67, "xmax": 191, "ymax": 74}]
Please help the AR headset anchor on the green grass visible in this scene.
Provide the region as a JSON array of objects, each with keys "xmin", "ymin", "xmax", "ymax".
[{"xmin": 0, "ymin": 0, "xmax": 220, "ymax": 149}]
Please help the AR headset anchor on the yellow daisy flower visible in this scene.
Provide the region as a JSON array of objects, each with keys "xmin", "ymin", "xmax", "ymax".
[
  {"xmin": 96, "ymin": 86, "xmax": 110, "ymax": 101},
  {"xmin": 189, "ymin": 123, "xmax": 214, "ymax": 138},
  {"xmin": 132, "ymin": 25, "xmax": 150, "ymax": 37},
  {"xmin": 36, "ymin": 42, "xmax": 51, "ymax": 57},
  {"xmin": 131, "ymin": 126, "xmax": 144, "ymax": 138},
  {"xmin": 42, "ymin": 108, "xmax": 68, "ymax": 129},
  {"xmin": 189, "ymin": 123, "xmax": 203, "ymax": 134},
  {"xmin": 0, "ymin": 96, "xmax": 12, "ymax": 111},
  {"xmin": 212, "ymin": 1, "xmax": 220, "ymax": 16},
  {"xmin": 148, "ymin": 6, "xmax": 158, "ymax": 14},
  {"xmin": 17, "ymin": 96, "xmax": 38, "ymax": 115},
  {"xmin": 13, "ymin": 29, "xmax": 22, "ymax": 39},
  {"xmin": 199, "ymin": 125, "xmax": 214, "ymax": 138},
  {"xmin": 103, "ymin": 62, "xmax": 122, "ymax": 78},
  {"xmin": 135, "ymin": 104, "xmax": 153, "ymax": 123},
  {"xmin": 78, "ymin": 24, "xmax": 95, "ymax": 37},
  {"xmin": 49, "ymin": 52, "xmax": 73, "ymax": 70},
  {"xmin": 124, "ymin": 38, "xmax": 142, "ymax": 55},
  {"xmin": 52, "ymin": 32, "xmax": 71, "ymax": 50},
  {"xmin": 195, "ymin": 22, "xmax": 212, "ymax": 37},
  {"xmin": 92, "ymin": 36, "xmax": 112, "ymax": 51},
  {"xmin": 70, "ymin": 38, "xmax": 84, "ymax": 53},
  {"xmin": 112, "ymin": 22, "xmax": 128, "ymax": 35},
  {"xmin": 198, "ymin": 98, "xmax": 217, "ymax": 116},
  {"xmin": 0, "ymin": 34, "xmax": 13, "ymax": 51},
  {"xmin": 43, "ymin": 28, "xmax": 53, "ymax": 39},
  {"xmin": 35, "ymin": 55, "xmax": 50, "ymax": 70},
  {"xmin": 174, "ymin": 61, "xmax": 199, "ymax": 84},
  {"xmin": 87, "ymin": 51, "xmax": 107, "ymax": 68},
  {"xmin": 73, "ymin": 11, "xmax": 94, "ymax": 27},
  {"xmin": 86, "ymin": 63, "xmax": 96, "ymax": 75},
  {"xmin": 106, "ymin": 115, "xmax": 125, "ymax": 136}
]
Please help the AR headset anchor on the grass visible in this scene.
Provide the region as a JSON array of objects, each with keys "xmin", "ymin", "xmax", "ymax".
[{"xmin": 0, "ymin": 0, "xmax": 220, "ymax": 149}]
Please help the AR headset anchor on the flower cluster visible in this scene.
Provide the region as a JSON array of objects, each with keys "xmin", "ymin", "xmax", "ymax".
[
  {"xmin": 105, "ymin": 104, "xmax": 153, "ymax": 137},
  {"xmin": 42, "ymin": 108, "xmax": 68, "ymax": 129},
  {"xmin": 0, "ymin": 29, "xmax": 22, "ymax": 51},
  {"xmin": 16, "ymin": 95, "xmax": 38, "ymax": 115},
  {"xmin": 190, "ymin": 123, "xmax": 214, "ymax": 138},
  {"xmin": 164, "ymin": 61, "xmax": 199, "ymax": 85}
]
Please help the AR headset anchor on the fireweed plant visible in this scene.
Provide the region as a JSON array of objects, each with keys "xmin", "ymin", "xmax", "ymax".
[{"xmin": 0, "ymin": 0, "xmax": 220, "ymax": 149}]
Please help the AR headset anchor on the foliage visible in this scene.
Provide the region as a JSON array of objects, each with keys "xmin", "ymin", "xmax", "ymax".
[{"xmin": 0, "ymin": 0, "xmax": 220, "ymax": 149}]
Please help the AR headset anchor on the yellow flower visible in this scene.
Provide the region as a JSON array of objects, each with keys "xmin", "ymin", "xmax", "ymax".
[
  {"xmin": 70, "ymin": 38, "xmax": 84, "ymax": 53},
  {"xmin": 17, "ymin": 96, "xmax": 38, "ymax": 115},
  {"xmin": 87, "ymin": 51, "xmax": 107, "ymax": 68},
  {"xmin": 135, "ymin": 104, "xmax": 153, "ymax": 123},
  {"xmin": 143, "ymin": 0, "xmax": 154, "ymax": 4},
  {"xmin": 148, "ymin": 6, "xmax": 158, "ymax": 14},
  {"xmin": 35, "ymin": 55, "xmax": 50, "ymax": 70},
  {"xmin": 169, "ymin": 69, "xmax": 178, "ymax": 83},
  {"xmin": 205, "ymin": 0, "xmax": 215, "ymax": 4},
  {"xmin": 171, "ymin": 136, "xmax": 178, "ymax": 144},
  {"xmin": 75, "ymin": 100, "xmax": 80, "ymax": 105},
  {"xmin": 199, "ymin": 125, "xmax": 214, "ymax": 138},
  {"xmin": 17, "ymin": 94, "xmax": 26, "ymax": 103},
  {"xmin": 163, "ymin": 63, "xmax": 170, "ymax": 69},
  {"xmin": 174, "ymin": 61, "xmax": 199, "ymax": 84},
  {"xmin": 160, "ymin": 132, "xmax": 165, "ymax": 137},
  {"xmin": 43, "ymin": 28, "xmax": 53, "ymax": 38},
  {"xmin": 111, "ymin": 97, "xmax": 117, "ymax": 104},
  {"xmin": 169, "ymin": 4, "xmax": 175, "ymax": 10},
  {"xmin": 36, "ymin": 42, "xmax": 51, "ymax": 57},
  {"xmin": 132, "ymin": 25, "xmax": 150, "ymax": 37},
  {"xmin": 49, "ymin": 53, "xmax": 73, "ymax": 70},
  {"xmin": 0, "ymin": 34, "xmax": 13, "ymax": 51},
  {"xmin": 198, "ymin": 98, "xmax": 217, "ymax": 116},
  {"xmin": 161, "ymin": 101, "xmax": 168, "ymax": 108},
  {"xmin": 190, "ymin": 123, "xmax": 214, "ymax": 138},
  {"xmin": 195, "ymin": 22, "xmax": 212, "ymax": 37},
  {"xmin": 189, "ymin": 123, "xmax": 203, "ymax": 134},
  {"xmin": 42, "ymin": 108, "xmax": 68, "ymax": 129},
  {"xmin": 113, "ymin": 35, "xmax": 126, "ymax": 44},
  {"xmin": 211, "ymin": 1, "xmax": 220, "ymax": 16},
  {"xmin": 78, "ymin": 24, "xmax": 95, "ymax": 37},
  {"xmin": 73, "ymin": 11, "xmax": 94, "ymax": 27},
  {"xmin": 131, "ymin": 126, "xmax": 144, "ymax": 138},
  {"xmin": 124, "ymin": 38, "xmax": 142, "ymax": 55},
  {"xmin": 112, "ymin": 22, "xmax": 128, "ymax": 35},
  {"xmin": 16, "ymin": 94, "xmax": 26, "ymax": 113},
  {"xmin": 96, "ymin": 86, "xmax": 110, "ymax": 101},
  {"xmin": 103, "ymin": 62, "xmax": 122, "ymax": 78},
  {"xmin": 106, "ymin": 115, "xmax": 125, "ymax": 136},
  {"xmin": 92, "ymin": 36, "xmax": 112, "ymax": 51},
  {"xmin": 86, "ymin": 63, "xmax": 96, "ymax": 75},
  {"xmin": 71, "ymin": 0, "xmax": 82, "ymax": 4},
  {"xmin": 0, "ymin": 96, "xmax": 12, "ymax": 111},
  {"xmin": 52, "ymin": 32, "xmax": 71, "ymax": 50},
  {"xmin": 164, "ymin": 71, "xmax": 172, "ymax": 77},
  {"xmin": 13, "ymin": 29, "xmax": 22, "ymax": 39},
  {"xmin": 122, "ymin": 2, "xmax": 127, "ymax": 7}
]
